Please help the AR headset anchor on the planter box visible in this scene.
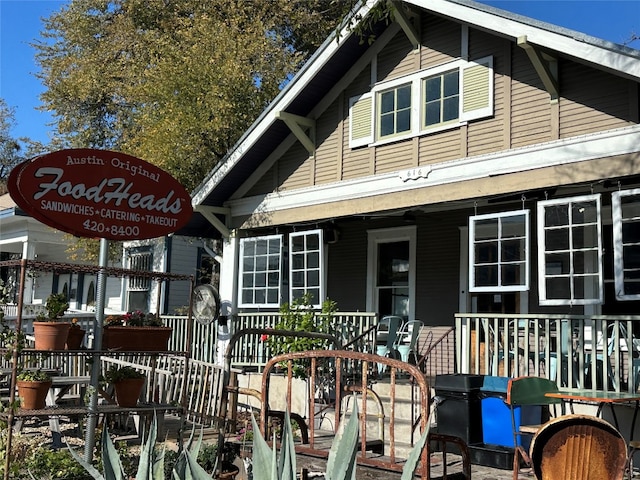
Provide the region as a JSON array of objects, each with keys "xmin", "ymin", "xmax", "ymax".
[{"xmin": 103, "ymin": 326, "xmax": 172, "ymax": 351}]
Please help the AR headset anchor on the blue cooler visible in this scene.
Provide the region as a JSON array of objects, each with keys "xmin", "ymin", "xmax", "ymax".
[{"xmin": 480, "ymin": 376, "xmax": 541, "ymax": 448}]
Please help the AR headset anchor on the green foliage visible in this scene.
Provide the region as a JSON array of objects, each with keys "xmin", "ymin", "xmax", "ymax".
[
  {"xmin": 104, "ymin": 365, "xmax": 145, "ymax": 383},
  {"xmin": 24, "ymin": 447, "xmax": 91, "ymax": 480},
  {"xmin": 267, "ymin": 293, "xmax": 337, "ymax": 378},
  {"xmin": 44, "ymin": 293, "xmax": 69, "ymax": 320},
  {"xmin": 34, "ymin": 0, "xmax": 354, "ymax": 191},
  {"xmin": 0, "ymin": 99, "xmax": 25, "ymax": 192},
  {"xmin": 16, "ymin": 369, "xmax": 52, "ymax": 382},
  {"xmin": 0, "ymin": 309, "xmax": 25, "ymax": 361}
]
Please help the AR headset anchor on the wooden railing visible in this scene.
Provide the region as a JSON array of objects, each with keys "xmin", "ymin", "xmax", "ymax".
[{"xmin": 455, "ymin": 313, "xmax": 640, "ymax": 393}]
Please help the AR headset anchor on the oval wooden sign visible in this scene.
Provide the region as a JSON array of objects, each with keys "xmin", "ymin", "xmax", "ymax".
[{"xmin": 9, "ymin": 149, "xmax": 193, "ymax": 240}]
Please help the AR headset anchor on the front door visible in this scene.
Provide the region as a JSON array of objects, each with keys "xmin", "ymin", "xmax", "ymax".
[{"xmin": 367, "ymin": 226, "xmax": 416, "ymax": 320}]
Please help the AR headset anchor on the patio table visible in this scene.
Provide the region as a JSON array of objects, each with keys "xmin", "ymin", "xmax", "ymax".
[{"xmin": 545, "ymin": 389, "xmax": 640, "ymax": 441}]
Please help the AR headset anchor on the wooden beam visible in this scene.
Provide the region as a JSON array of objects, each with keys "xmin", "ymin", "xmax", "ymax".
[
  {"xmin": 275, "ymin": 111, "xmax": 315, "ymax": 154},
  {"xmin": 194, "ymin": 205, "xmax": 230, "ymax": 239},
  {"xmin": 392, "ymin": 1, "xmax": 420, "ymax": 49},
  {"xmin": 518, "ymin": 35, "xmax": 559, "ymax": 101}
]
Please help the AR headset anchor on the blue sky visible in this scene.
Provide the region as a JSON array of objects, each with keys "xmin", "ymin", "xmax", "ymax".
[{"xmin": 0, "ymin": 0, "xmax": 639, "ymax": 147}]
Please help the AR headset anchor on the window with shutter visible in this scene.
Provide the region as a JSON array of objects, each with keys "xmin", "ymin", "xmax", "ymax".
[
  {"xmin": 612, "ymin": 189, "xmax": 640, "ymax": 300},
  {"xmin": 460, "ymin": 56, "xmax": 493, "ymax": 122},
  {"xmin": 349, "ymin": 93, "xmax": 373, "ymax": 148}
]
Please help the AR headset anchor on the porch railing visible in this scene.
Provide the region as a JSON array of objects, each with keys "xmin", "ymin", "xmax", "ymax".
[{"xmin": 455, "ymin": 313, "xmax": 640, "ymax": 393}]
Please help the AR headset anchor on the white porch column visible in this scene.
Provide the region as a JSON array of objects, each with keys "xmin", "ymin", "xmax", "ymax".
[
  {"xmin": 219, "ymin": 230, "xmax": 238, "ymax": 317},
  {"xmin": 21, "ymin": 241, "xmax": 36, "ymax": 304}
]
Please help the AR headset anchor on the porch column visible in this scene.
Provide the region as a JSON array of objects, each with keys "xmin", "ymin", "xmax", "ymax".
[
  {"xmin": 21, "ymin": 241, "xmax": 36, "ymax": 304},
  {"xmin": 219, "ymin": 229, "xmax": 238, "ymax": 317}
]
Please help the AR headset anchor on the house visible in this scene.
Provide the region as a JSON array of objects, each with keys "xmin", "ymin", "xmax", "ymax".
[
  {"xmin": 187, "ymin": 0, "xmax": 640, "ymax": 328},
  {"xmin": 0, "ymin": 192, "xmax": 122, "ymax": 313}
]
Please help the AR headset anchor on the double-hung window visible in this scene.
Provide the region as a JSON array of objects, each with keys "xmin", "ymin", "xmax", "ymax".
[
  {"xmin": 239, "ymin": 235, "xmax": 282, "ymax": 307},
  {"xmin": 424, "ymin": 70, "xmax": 459, "ymax": 128},
  {"xmin": 537, "ymin": 194, "xmax": 603, "ymax": 305},
  {"xmin": 612, "ymin": 188, "xmax": 640, "ymax": 300},
  {"xmin": 289, "ymin": 229, "xmax": 324, "ymax": 307},
  {"xmin": 348, "ymin": 56, "xmax": 493, "ymax": 148},
  {"xmin": 127, "ymin": 249, "xmax": 152, "ymax": 311},
  {"xmin": 378, "ymin": 84, "xmax": 412, "ymax": 139},
  {"xmin": 469, "ymin": 210, "xmax": 529, "ymax": 292}
]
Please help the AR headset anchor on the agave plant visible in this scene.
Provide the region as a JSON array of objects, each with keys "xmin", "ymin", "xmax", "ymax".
[
  {"xmin": 251, "ymin": 397, "xmax": 431, "ymax": 480},
  {"xmin": 68, "ymin": 414, "xmax": 215, "ymax": 480}
]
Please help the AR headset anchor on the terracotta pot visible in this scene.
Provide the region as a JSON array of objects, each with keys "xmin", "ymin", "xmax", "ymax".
[
  {"xmin": 33, "ymin": 322, "xmax": 71, "ymax": 350},
  {"xmin": 17, "ymin": 380, "xmax": 52, "ymax": 409},
  {"xmin": 113, "ymin": 377, "xmax": 146, "ymax": 407},
  {"xmin": 66, "ymin": 327, "xmax": 86, "ymax": 350},
  {"xmin": 102, "ymin": 326, "xmax": 172, "ymax": 351}
]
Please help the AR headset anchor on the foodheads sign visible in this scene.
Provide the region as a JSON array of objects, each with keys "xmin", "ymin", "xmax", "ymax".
[{"xmin": 8, "ymin": 149, "xmax": 193, "ymax": 241}]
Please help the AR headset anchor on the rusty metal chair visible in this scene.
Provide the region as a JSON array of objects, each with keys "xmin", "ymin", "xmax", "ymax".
[{"xmin": 529, "ymin": 414, "xmax": 627, "ymax": 480}]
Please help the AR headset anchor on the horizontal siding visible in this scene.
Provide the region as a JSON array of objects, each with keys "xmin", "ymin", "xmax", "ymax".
[
  {"xmin": 342, "ymin": 148, "xmax": 371, "ymax": 179},
  {"xmin": 315, "ymin": 100, "xmax": 340, "ymax": 185},
  {"xmin": 245, "ymin": 164, "xmax": 275, "ymax": 196},
  {"xmin": 420, "ymin": 14, "xmax": 461, "ymax": 68},
  {"xmin": 376, "ymin": 30, "xmax": 416, "ymax": 82},
  {"xmin": 375, "ymin": 141, "xmax": 414, "ymax": 173},
  {"xmin": 510, "ymin": 49, "xmax": 551, "ymax": 147},
  {"xmin": 559, "ymin": 61, "xmax": 633, "ymax": 138},
  {"xmin": 418, "ymin": 128, "xmax": 461, "ymax": 164},
  {"xmin": 467, "ymin": 32, "xmax": 506, "ymax": 157},
  {"xmin": 278, "ymin": 142, "xmax": 311, "ymax": 190}
]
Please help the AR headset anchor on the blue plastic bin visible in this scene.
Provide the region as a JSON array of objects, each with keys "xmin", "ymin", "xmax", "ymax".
[{"xmin": 480, "ymin": 376, "xmax": 541, "ymax": 448}]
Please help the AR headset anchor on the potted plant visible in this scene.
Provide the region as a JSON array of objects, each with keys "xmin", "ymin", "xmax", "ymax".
[
  {"xmin": 33, "ymin": 293, "xmax": 71, "ymax": 350},
  {"xmin": 65, "ymin": 318, "xmax": 86, "ymax": 350},
  {"xmin": 102, "ymin": 310, "xmax": 172, "ymax": 351},
  {"xmin": 267, "ymin": 293, "xmax": 337, "ymax": 379},
  {"xmin": 104, "ymin": 365, "xmax": 146, "ymax": 407},
  {"xmin": 16, "ymin": 369, "xmax": 52, "ymax": 410}
]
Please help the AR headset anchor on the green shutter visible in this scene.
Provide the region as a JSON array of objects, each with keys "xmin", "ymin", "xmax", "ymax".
[
  {"xmin": 349, "ymin": 93, "xmax": 373, "ymax": 148},
  {"xmin": 461, "ymin": 56, "xmax": 493, "ymax": 121}
]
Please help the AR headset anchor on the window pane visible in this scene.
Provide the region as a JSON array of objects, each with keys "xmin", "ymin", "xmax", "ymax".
[
  {"xmin": 443, "ymin": 97, "xmax": 458, "ymax": 122},
  {"xmin": 572, "ymin": 224, "xmax": 598, "ymax": 249},
  {"xmin": 475, "ymin": 218, "xmax": 498, "ymax": 241},
  {"xmin": 621, "ymin": 196, "xmax": 640, "ymax": 218},
  {"xmin": 546, "ymin": 277, "xmax": 571, "ymax": 299},
  {"xmin": 291, "ymin": 235, "xmax": 304, "ymax": 252},
  {"xmin": 381, "ymin": 91, "xmax": 394, "ymax": 113},
  {"xmin": 502, "ymin": 264, "xmax": 522, "ymax": 286},
  {"xmin": 256, "ymin": 239, "xmax": 267, "ymax": 255},
  {"xmin": 502, "ymin": 215, "xmax": 526, "ymax": 237},
  {"xmin": 307, "ymin": 252, "xmax": 319, "ymax": 269},
  {"xmin": 622, "ymin": 221, "xmax": 640, "ymax": 239},
  {"xmin": 475, "ymin": 265, "xmax": 497, "ymax": 286},
  {"xmin": 443, "ymin": 70, "xmax": 459, "ymax": 96},
  {"xmin": 397, "ymin": 85, "xmax": 411, "ymax": 109},
  {"xmin": 572, "ymin": 201, "xmax": 597, "ymax": 223},
  {"xmin": 425, "ymin": 103, "xmax": 440, "ymax": 126},
  {"xmin": 425, "ymin": 77, "xmax": 441, "ymax": 102},
  {"xmin": 306, "ymin": 234, "xmax": 320, "ymax": 251},
  {"xmin": 573, "ymin": 250, "xmax": 598, "ymax": 274},
  {"xmin": 307, "ymin": 270, "xmax": 319, "ymax": 285},
  {"xmin": 268, "ymin": 272, "xmax": 279, "ymax": 286},
  {"xmin": 243, "ymin": 256, "xmax": 255, "ymax": 271},
  {"xmin": 242, "ymin": 289, "xmax": 253, "ymax": 304},
  {"xmin": 545, "ymin": 205, "xmax": 569, "ymax": 227},
  {"xmin": 502, "ymin": 239, "xmax": 524, "ymax": 262},
  {"xmin": 254, "ymin": 290, "xmax": 265, "ymax": 304},
  {"xmin": 546, "ymin": 229, "xmax": 569, "ymax": 251},
  {"xmin": 243, "ymin": 273, "xmax": 254, "ymax": 288},
  {"xmin": 291, "ymin": 271, "xmax": 304, "ymax": 287},
  {"xmin": 267, "ymin": 288, "xmax": 279, "ymax": 304},
  {"xmin": 255, "ymin": 256, "xmax": 267, "ymax": 270},
  {"xmin": 475, "ymin": 242, "xmax": 497, "ymax": 264},
  {"xmin": 397, "ymin": 109, "xmax": 411, "ymax": 132},
  {"xmin": 573, "ymin": 275, "xmax": 599, "ymax": 300},
  {"xmin": 380, "ymin": 113, "xmax": 394, "ymax": 136},
  {"xmin": 291, "ymin": 253, "xmax": 304, "ymax": 270},
  {"xmin": 546, "ymin": 253, "xmax": 570, "ymax": 275},
  {"xmin": 623, "ymin": 245, "xmax": 640, "ymax": 269},
  {"xmin": 254, "ymin": 272, "xmax": 266, "ymax": 287}
]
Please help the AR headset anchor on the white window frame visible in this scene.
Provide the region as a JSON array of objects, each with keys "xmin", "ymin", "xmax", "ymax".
[
  {"xmin": 469, "ymin": 209, "xmax": 530, "ymax": 292},
  {"xmin": 612, "ymin": 188, "xmax": 640, "ymax": 300},
  {"xmin": 348, "ymin": 56, "xmax": 493, "ymax": 148},
  {"xmin": 238, "ymin": 234, "xmax": 283, "ymax": 308},
  {"xmin": 289, "ymin": 229, "xmax": 324, "ymax": 308},
  {"xmin": 423, "ymin": 68, "xmax": 460, "ymax": 129},
  {"xmin": 537, "ymin": 194, "xmax": 603, "ymax": 306},
  {"xmin": 377, "ymin": 83, "xmax": 412, "ymax": 140}
]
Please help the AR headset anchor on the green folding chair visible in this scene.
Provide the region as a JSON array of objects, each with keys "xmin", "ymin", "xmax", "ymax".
[{"xmin": 506, "ymin": 376, "xmax": 563, "ymax": 480}]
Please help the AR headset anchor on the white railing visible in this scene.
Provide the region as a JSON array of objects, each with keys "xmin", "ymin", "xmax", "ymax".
[{"xmin": 455, "ymin": 313, "xmax": 640, "ymax": 393}]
